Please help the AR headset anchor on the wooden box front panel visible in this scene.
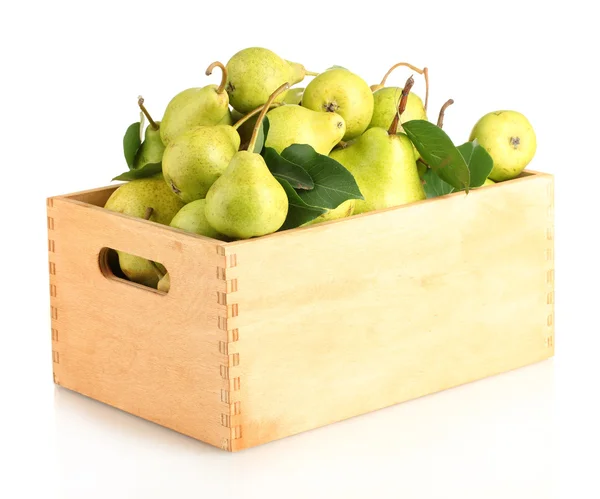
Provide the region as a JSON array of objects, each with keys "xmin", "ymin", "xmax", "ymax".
[
  {"xmin": 225, "ymin": 173, "xmax": 554, "ymax": 450},
  {"xmin": 47, "ymin": 189, "xmax": 235, "ymax": 449}
]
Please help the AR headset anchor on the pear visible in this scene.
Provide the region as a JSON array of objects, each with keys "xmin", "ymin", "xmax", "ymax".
[
  {"xmin": 302, "ymin": 200, "xmax": 356, "ymax": 226},
  {"xmin": 369, "ymin": 88, "xmax": 427, "ymax": 131},
  {"xmin": 162, "ymin": 125, "xmax": 241, "ymax": 203},
  {"xmin": 133, "ymin": 122, "xmax": 165, "ymax": 169},
  {"xmin": 265, "ymin": 105, "xmax": 346, "ymax": 155},
  {"xmin": 368, "ymin": 62, "xmax": 429, "ymax": 131},
  {"xmin": 160, "ymin": 62, "xmax": 231, "ymax": 145},
  {"xmin": 226, "ymin": 47, "xmax": 316, "ymax": 113},
  {"xmin": 330, "ymin": 128, "xmax": 425, "ymax": 214},
  {"xmin": 283, "ymin": 87, "xmax": 304, "ymax": 105},
  {"xmin": 469, "ymin": 110, "xmax": 537, "ymax": 181},
  {"xmin": 104, "ymin": 176, "xmax": 184, "ymax": 287},
  {"xmin": 218, "ymin": 109, "xmax": 233, "ymax": 125},
  {"xmin": 302, "ymin": 68, "xmax": 373, "ymax": 141},
  {"xmin": 483, "ymin": 178, "xmax": 496, "ymax": 186},
  {"xmin": 170, "ymin": 199, "xmax": 227, "ymax": 240},
  {"xmin": 133, "ymin": 97, "xmax": 165, "ymax": 169},
  {"xmin": 205, "ymin": 84, "xmax": 290, "ymax": 239}
]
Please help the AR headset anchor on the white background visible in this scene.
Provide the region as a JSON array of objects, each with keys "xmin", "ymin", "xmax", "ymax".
[{"xmin": 1, "ymin": 1, "xmax": 599, "ymax": 497}]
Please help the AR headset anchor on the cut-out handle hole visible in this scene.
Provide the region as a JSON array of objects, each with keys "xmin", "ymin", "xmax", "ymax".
[{"xmin": 99, "ymin": 247, "xmax": 170, "ymax": 294}]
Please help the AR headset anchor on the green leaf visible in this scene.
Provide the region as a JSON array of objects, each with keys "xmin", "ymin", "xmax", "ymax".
[
  {"xmin": 123, "ymin": 122, "xmax": 142, "ymax": 169},
  {"xmin": 280, "ymin": 144, "xmax": 363, "ymax": 209},
  {"xmin": 402, "ymin": 120, "xmax": 470, "ymax": 192},
  {"xmin": 112, "ymin": 162, "xmax": 162, "ymax": 181},
  {"xmin": 422, "ymin": 168, "xmax": 454, "ymax": 199},
  {"xmin": 263, "ymin": 147, "xmax": 314, "ymax": 190},
  {"xmin": 457, "ymin": 140, "xmax": 494, "ymax": 188},
  {"xmin": 277, "ymin": 178, "xmax": 327, "ymax": 230},
  {"xmin": 252, "ymin": 116, "xmax": 270, "ymax": 154}
]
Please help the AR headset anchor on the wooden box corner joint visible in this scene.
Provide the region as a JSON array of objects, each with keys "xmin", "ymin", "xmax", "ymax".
[
  {"xmin": 217, "ymin": 246, "xmax": 242, "ymax": 451},
  {"xmin": 47, "ymin": 197, "xmax": 60, "ymax": 385}
]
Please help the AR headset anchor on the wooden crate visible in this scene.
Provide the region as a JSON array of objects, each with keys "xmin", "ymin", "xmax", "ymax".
[{"xmin": 46, "ymin": 170, "xmax": 554, "ymax": 452}]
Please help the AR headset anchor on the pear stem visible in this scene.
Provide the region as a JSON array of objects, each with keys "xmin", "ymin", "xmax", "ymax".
[
  {"xmin": 388, "ymin": 75, "xmax": 415, "ymax": 135},
  {"xmin": 143, "ymin": 207, "xmax": 154, "ymax": 220},
  {"xmin": 305, "ymin": 70, "xmax": 319, "ymax": 77},
  {"xmin": 247, "ymin": 82, "xmax": 290, "ymax": 153},
  {"xmin": 205, "ymin": 61, "xmax": 228, "ymax": 94},
  {"xmin": 137, "ymin": 97, "xmax": 159, "ymax": 130},
  {"xmin": 378, "ymin": 62, "xmax": 424, "ymax": 88},
  {"xmin": 233, "ymin": 102, "xmax": 283, "ymax": 130},
  {"xmin": 437, "ymin": 99, "xmax": 455, "ymax": 129}
]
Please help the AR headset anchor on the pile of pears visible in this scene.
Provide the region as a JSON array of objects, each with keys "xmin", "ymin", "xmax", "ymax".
[{"xmin": 104, "ymin": 47, "xmax": 537, "ymax": 291}]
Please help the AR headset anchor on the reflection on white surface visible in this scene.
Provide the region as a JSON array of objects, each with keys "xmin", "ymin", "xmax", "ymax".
[{"xmin": 54, "ymin": 360, "xmax": 554, "ymax": 499}]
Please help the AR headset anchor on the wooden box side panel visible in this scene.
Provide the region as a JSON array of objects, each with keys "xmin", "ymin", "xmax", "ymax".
[
  {"xmin": 47, "ymin": 195, "xmax": 234, "ymax": 449},
  {"xmin": 226, "ymin": 173, "xmax": 554, "ymax": 450}
]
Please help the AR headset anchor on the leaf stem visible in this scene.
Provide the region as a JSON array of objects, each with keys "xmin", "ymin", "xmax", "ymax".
[
  {"xmin": 437, "ymin": 99, "xmax": 455, "ymax": 129},
  {"xmin": 233, "ymin": 102, "xmax": 283, "ymax": 130},
  {"xmin": 205, "ymin": 61, "xmax": 228, "ymax": 94},
  {"xmin": 388, "ymin": 75, "xmax": 415, "ymax": 135},
  {"xmin": 248, "ymin": 83, "xmax": 290, "ymax": 153},
  {"xmin": 137, "ymin": 97, "xmax": 159, "ymax": 130}
]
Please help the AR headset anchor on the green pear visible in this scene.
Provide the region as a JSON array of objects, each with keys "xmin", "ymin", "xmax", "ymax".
[
  {"xmin": 218, "ymin": 109, "xmax": 233, "ymax": 125},
  {"xmin": 133, "ymin": 122, "xmax": 165, "ymax": 169},
  {"xmin": 170, "ymin": 199, "xmax": 227, "ymax": 240},
  {"xmin": 283, "ymin": 87, "xmax": 304, "ymax": 105},
  {"xmin": 104, "ymin": 176, "xmax": 184, "ymax": 287},
  {"xmin": 302, "ymin": 68, "xmax": 374, "ymax": 141},
  {"xmin": 226, "ymin": 47, "xmax": 315, "ymax": 113},
  {"xmin": 469, "ymin": 110, "xmax": 537, "ymax": 181},
  {"xmin": 230, "ymin": 108, "xmax": 256, "ymax": 146},
  {"xmin": 160, "ymin": 62, "xmax": 230, "ymax": 145},
  {"xmin": 482, "ymin": 178, "xmax": 496, "ymax": 186},
  {"xmin": 303, "ymin": 199, "xmax": 355, "ymax": 226},
  {"xmin": 330, "ymin": 128, "xmax": 425, "ymax": 214},
  {"xmin": 205, "ymin": 84, "xmax": 289, "ymax": 239},
  {"xmin": 162, "ymin": 125, "xmax": 241, "ymax": 203},
  {"xmin": 265, "ymin": 105, "xmax": 345, "ymax": 155},
  {"xmin": 369, "ymin": 87, "xmax": 427, "ymax": 131},
  {"xmin": 205, "ymin": 151, "xmax": 288, "ymax": 239}
]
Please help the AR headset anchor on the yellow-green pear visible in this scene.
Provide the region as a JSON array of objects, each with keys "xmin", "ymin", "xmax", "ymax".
[
  {"xmin": 302, "ymin": 68, "xmax": 374, "ymax": 141},
  {"xmin": 160, "ymin": 62, "xmax": 231, "ymax": 145},
  {"xmin": 330, "ymin": 128, "xmax": 425, "ymax": 214},
  {"xmin": 162, "ymin": 125, "xmax": 241, "ymax": 203},
  {"xmin": 205, "ymin": 84, "xmax": 290, "ymax": 239},
  {"xmin": 265, "ymin": 105, "xmax": 345, "ymax": 155},
  {"xmin": 157, "ymin": 273, "xmax": 170, "ymax": 293},
  {"xmin": 369, "ymin": 88, "xmax": 427, "ymax": 130},
  {"xmin": 469, "ymin": 110, "xmax": 537, "ymax": 181},
  {"xmin": 170, "ymin": 199, "xmax": 227, "ymax": 240},
  {"xmin": 133, "ymin": 98, "xmax": 165, "ymax": 169},
  {"xmin": 283, "ymin": 87, "xmax": 304, "ymax": 105},
  {"xmin": 104, "ymin": 176, "xmax": 184, "ymax": 287},
  {"xmin": 302, "ymin": 200, "xmax": 356, "ymax": 226},
  {"xmin": 482, "ymin": 178, "xmax": 496, "ymax": 186},
  {"xmin": 226, "ymin": 48, "xmax": 316, "ymax": 113}
]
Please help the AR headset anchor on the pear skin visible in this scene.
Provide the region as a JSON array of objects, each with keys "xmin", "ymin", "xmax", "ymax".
[
  {"xmin": 104, "ymin": 176, "xmax": 184, "ymax": 287},
  {"xmin": 302, "ymin": 199, "xmax": 356, "ymax": 226},
  {"xmin": 302, "ymin": 69, "xmax": 374, "ymax": 141},
  {"xmin": 170, "ymin": 199, "xmax": 227, "ymax": 240},
  {"xmin": 160, "ymin": 85, "xmax": 230, "ymax": 145},
  {"xmin": 162, "ymin": 125, "xmax": 241, "ymax": 203},
  {"xmin": 226, "ymin": 48, "xmax": 311, "ymax": 113},
  {"xmin": 133, "ymin": 123, "xmax": 165, "ymax": 169},
  {"xmin": 369, "ymin": 87, "xmax": 427, "ymax": 130},
  {"xmin": 157, "ymin": 273, "xmax": 171, "ymax": 293},
  {"xmin": 205, "ymin": 151, "xmax": 288, "ymax": 239},
  {"xmin": 469, "ymin": 110, "xmax": 536, "ymax": 181},
  {"xmin": 283, "ymin": 87, "xmax": 304, "ymax": 105},
  {"xmin": 265, "ymin": 105, "xmax": 346, "ymax": 155},
  {"xmin": 330, "ymin": 128, "xmax": 425, "ymax": 214}
]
